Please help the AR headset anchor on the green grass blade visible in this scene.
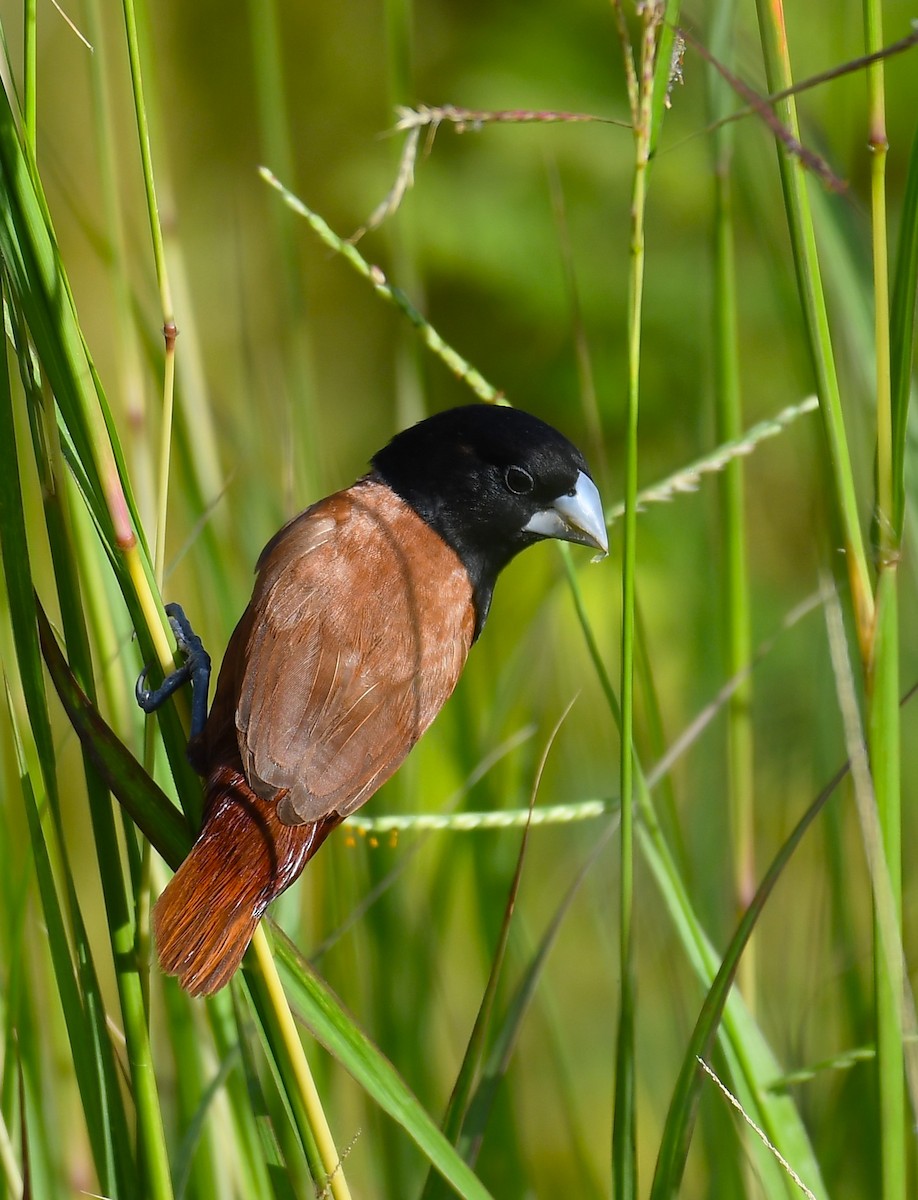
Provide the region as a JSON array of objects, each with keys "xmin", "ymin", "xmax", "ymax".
[
  {"xmin": 650, "ymin": 758, "xmax": 848, "ymax": 1198},
  {"xmin": 648, "ymin": 0, "xmax": 683, "ymax": 156},
  {"xmin": 637, "ymin": 785, "xmax": 825, "ymax": 1196},
  {"xmin": 752, "ymin": 0, "xmax": 873, "ymax": 642},
  {"xmin": 271, "ymin": 929, "xmax": 495, "ymax": 1200},
  {"xmin": 455, "ymin": 850, "xmax": 598, "ymax": 1171},
  {"xmin": 171, "ymin": 1037, "xmax": 240, "ymax": 1200},
  {"xmin": 37, "ymin": 601, "xmax": 189, "ymax": 867},
  {"xmin": 889, "ymin": 120, "xmax": 918, "ymax": 538}
]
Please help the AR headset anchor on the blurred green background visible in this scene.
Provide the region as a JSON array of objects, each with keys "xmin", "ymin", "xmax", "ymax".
[{"xmin": 3, "ymin": 0, "xmax": 918, "ymax": 1196}]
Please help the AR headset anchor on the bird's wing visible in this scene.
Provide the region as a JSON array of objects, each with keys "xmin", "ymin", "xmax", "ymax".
[{"xmin": 232, "ymin": 482, "xmax": 475, "ymax": 826}]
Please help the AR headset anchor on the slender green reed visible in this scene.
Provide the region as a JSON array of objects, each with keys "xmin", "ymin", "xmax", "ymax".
[
  {"xmin": 610, "ymin": 7, "xmax": 650, "ymax": 1192},
  {"xmin": 708, "ymin": 0, "xmax": 757, "ymax": 1017},
  {"xmin": 247, "ymin": 0, "xmax": 320, "ymax": 503},
  {"xmin": 120, "ymin": 0, "xmax": 175, "ymax": 590},
  {"xmin": 22, "ymin": 0, "xmax": 35, "ymax": 148},
  {"xmin": 753, "ymin": 0, "xmax": 873, "ymax": 641},
  {"xmin": 862, "ymin": 7, "xmax": 906, "ymax": 1199}
]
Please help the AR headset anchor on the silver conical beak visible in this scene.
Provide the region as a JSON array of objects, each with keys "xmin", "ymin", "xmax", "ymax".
[{"xmin": 523, "ymin": 471, "xmax": 608, "ymax": 559}]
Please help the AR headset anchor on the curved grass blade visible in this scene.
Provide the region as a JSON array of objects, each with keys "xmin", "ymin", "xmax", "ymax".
[
  {"xmin": 649, "ymin": 758, "xmax": 850, "ymax": 1199},
  {"xmin": 36, "ymin": 600, "xmax": 189, "ymax": 869},
  {"xmin": 419, "ymin": 705, "xmax": 575, "ymax": 1199},
  {"xmin": 270, "ymin": 928, "xmax": 495, "ymax": 1200},
  {"xmin": 456, "ymin": 848, "xmax": 601, "ymax": 1170}
]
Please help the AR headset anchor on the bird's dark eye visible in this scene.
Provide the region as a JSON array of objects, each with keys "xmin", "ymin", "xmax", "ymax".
[{"xmin": 504, "ymin": 465, "xmax": 534, "ymax": 495}]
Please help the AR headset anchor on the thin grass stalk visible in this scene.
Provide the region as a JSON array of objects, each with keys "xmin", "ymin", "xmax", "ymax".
[
  {"xmin": 133, "ymin": 0, "xmax": 227, "ymax": 552},
  {"xmin": 867, "ymin": 573, "xmax": 905, "ymax": 1193},
  {"xmin": 22, "ymin": 0, "xmax": 35, "ymax": 149},
  {"xmin": 247, "ymin": 0, "xmax": 319, "ymax": 503},
  {"xmin": 861, "ymin": 5, "xmax": 906, "ymax": 1196},
  {"xmin": 752, "ymin": 0, "xmax": 874, "ymax": 651},
  {"xmin": 708, "ymin": 0, "xmax": 756, "ymax": 1009},
  {"xmin": 161, "ymin": 992, "xmax": 226, "ymax": 1200},
  {"xmin": 120, "ymin": 0, "xmax": 172, "ymax": 323},
  {"xmin": 383, "ymin": 0, "xmax": 428, "ymax": 434},
  {"xmin": 889, "ymin": 120, "xmax": 918, "ymax": 538},
  {"xmin": 161, "ymin": 980, "xmax": 228, "ymax": 1200},
  {"xmin": 119, "ymin": 0, "xmax": 175, "ymax": 587},
  {"xmin": 250, "ymin": 931, "xmax": 352, "ymax": 1200},
  {"xmin": 84, "ymin": 0, "xmax": 155, "ymax": 529},
  {"xmin": 0, "ymin": 761, "xmax": 30, "ymax": 1199},
  {"xmin": 634, "ymin": 603, "xmax": 688, "ymax": 876},
  {"xmin": 260, "ymin": 169, "xmax": 502, "ymax": 403},
  {"xmin": 865, "ymin": 2, "xmax": 892, "ymax": 539},
  {"xmin": 611, "ymin": 6, "xmax": 661, "ymax": 1192},
  {"xmin": 0, "ymin": 1092, "xmax": 22, "ymax": 1198},
  {"xmin": 15, "ymin": 744, "xmax": 130, "ymax": 1195}
]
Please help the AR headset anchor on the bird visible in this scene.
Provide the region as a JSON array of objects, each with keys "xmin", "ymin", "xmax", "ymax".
[{"xmin": 137, "ymin": 404, "xmax": 607, "ymax": 995}]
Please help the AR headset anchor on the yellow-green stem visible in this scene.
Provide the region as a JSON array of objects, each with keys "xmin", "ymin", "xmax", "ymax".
[
  {"xmin": 154, "ymin": 332, "xmax": 176, "ymax": 586},
  {"xmin": 863, "ymin": 5, "xmax": 904, "ymax": 1197},
  {"xmin": 250, "ymin": 928, "xmax": 352, "ymax": 1200}
]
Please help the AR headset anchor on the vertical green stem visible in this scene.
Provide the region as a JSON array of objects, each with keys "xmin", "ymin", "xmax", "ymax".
[
  {"xmin": 120, "ymin": 0, "xmax": 175, "ymax": 585},
  {"xmin": 120, "ymin": 0, "xmax": 172, "ymax": 323},
  {"xmin": 248, "ymin": 0, "xmax": 320, "ymax": 503},
  {"xmin": 709, "ymin": 0, "xmax": 756, "ymax": 1006},
  {"xmin": 869, "ymin": 572, "xmax": 903, "ymax": 1200},
  {"xmin": 612, "ymin": 8, "xmax": 660, "ymax": 1195},
  {"xmin": 384, "ymin": 0, "xmax": 427, "ymax": 433},
  {"xmin": 865, "ymin": 1, "xmax": 892, "ymax": 539},
  {"xmin": 23, "ymin": 0, "xmax": 36, "ymax": 149},
  {"xmin": 250, "ymin": 930, "xmax": 352, "ymax": 1200},
  {"xmin": 753, "ymin": 0, "xmax": 874, "ymax": 651},
  {"xmin": 863, "ymin": 4, "xmax": 904, "ymax": 1197},
  {"xmin": 84, "ymin": 0, "xmax": 156, "ymax": 530}
]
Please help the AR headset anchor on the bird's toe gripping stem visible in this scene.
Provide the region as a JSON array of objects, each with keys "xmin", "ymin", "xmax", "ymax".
[{"xmin": 136, "ymin": 603, "xmax": 211, "ymax": 740}]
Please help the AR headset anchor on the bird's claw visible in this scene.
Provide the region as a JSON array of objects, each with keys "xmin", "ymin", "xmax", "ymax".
[{"xmin": 136, "ymin": 603, "xmax": 212, "ymax": 739}]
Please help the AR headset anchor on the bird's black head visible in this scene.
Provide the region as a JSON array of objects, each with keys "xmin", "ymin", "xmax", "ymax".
[{"xmin": 371, "ymin": 404, "xmax": 607, "ymax": 635}]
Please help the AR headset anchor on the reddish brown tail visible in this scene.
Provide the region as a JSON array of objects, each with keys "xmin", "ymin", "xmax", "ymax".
[{"xmin": 153, "ymin": 767, "xmax": 339, "ymax": 996}]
